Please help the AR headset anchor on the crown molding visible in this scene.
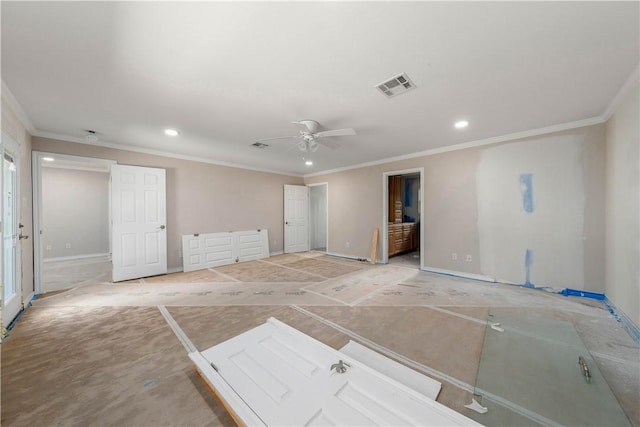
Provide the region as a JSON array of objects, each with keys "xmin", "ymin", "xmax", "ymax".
[
  {"xmin": 32, "ymin": 131, "xmax": 303, "ymax": 178},
  {"xmin": 602, "ymin": 63, "xmax": 639, "ymax": 121},
  {"xmin": 304, "ymin": 115, "xmax": 606, "ymax": 178},
  {"xmin": 1, "ymin": 80, "xmax": 37, "ymax": 135}
]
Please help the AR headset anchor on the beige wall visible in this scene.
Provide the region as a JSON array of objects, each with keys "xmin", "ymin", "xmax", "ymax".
[
  {"xmin": 606, "ymin": 84, "xmax": 640, "ymax": 328},
  {"xmin": 1, "ymin": 97, "xmax": 34, "ymax": 303},
  {"xmin": 42, "ymin": 168, "xmax": 110, "ymax": 258},
  {"xmin": 32, "ymin": 137, "xmax": 304, "ymax": 271},
  {"xmin": 306, "ymin": 124, "xmax": 606, "ymax": 292}
]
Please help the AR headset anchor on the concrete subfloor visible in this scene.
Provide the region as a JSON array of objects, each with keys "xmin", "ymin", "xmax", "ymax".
[{"xmin": 1, "ymin": 252, "xmax": 638, "ymax": 427}]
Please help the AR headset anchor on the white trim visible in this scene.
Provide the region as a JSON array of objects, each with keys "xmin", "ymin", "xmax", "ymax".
[
  {"xmin": 602, "ymin": 63, "xmax": 640, "ymax": 120},
  {"xmin": 34, "ymin": 131, "xmax": 303, "ymax": 178},
  {"xmin": 422, "ymin": 266, "xmax": 496, "ymax": 283},
  {"xmin": 1, "ymin": 81, "xmax": 37, "ymax": 135},
  {"xmin": 304, "ymin": 116, "xmax": 605, "ymax": 178},
  {"xmin": 167, "ymin": 266, "xmax": 183, "ymax": 274},
  {"xmin": 43, "ymin": 253, "xmax": 110, "ymax": 263},
  {"xmin": 269, "ymin": 250, "xmax": 284, "ymax": 257},
  {"xmin": 325, "ymin": 252, "xmax": 368, "ymax": 262},
  {"xmin": 23, "ymin": 291, "xmax": 36, "ymax": 305}
]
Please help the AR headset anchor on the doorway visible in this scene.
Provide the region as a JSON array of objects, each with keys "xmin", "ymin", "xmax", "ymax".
[
  {"xmin": 309, "ymin": 183, "xmax": 328, "ymax": 252},
  {"xmin": 32, "ymin": 152, "xmax": 115, "ymax": 293},
  {"xmin": 382, "ymin": 168, "xmax": 424, "ymax": 268}
]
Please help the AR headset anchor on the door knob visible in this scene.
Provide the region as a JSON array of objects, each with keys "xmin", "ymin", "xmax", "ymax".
[
  {"xmin": 19, "ymin": 234, "xmax": 29, "ymax": 240},
  {"xmin": 158, "ymin": 225, "xmax": 166, "ymax": 230}
]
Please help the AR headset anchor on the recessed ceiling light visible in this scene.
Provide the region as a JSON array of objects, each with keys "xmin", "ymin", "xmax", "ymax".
[
  {"xmin": 305, "ymin": 160, "xmax": 313, "ymax": 166},
  {"xmin": 42, "ymin": 157, "xmax": 55, "ymax": 162},
  {"xmin": 454, "ymin": 120, "xmax": 469, "ymax": 129},
  {"xmin": 164, "ymin": 129, "xmax": 179, "ymax": 136}
]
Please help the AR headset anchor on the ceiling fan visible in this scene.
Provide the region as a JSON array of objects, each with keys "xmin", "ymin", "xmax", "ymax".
[{"xmin": 254, "ymin": 120, "xmax": 356, "ymax": 152}]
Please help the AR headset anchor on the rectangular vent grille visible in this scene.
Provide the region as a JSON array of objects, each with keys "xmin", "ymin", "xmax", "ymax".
[
  {"xmin": 251, "ymin": 142, "xmax": 269, "ymax": 148},
  {"xmin": 375, "ymin": 72, "xmax": 416, "ymax": 98}
]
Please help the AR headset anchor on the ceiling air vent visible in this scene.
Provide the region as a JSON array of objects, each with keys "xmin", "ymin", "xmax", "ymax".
[
  {"xmin": 375, "ymin": 72, "xmax": 416, "ymax": 98},
  {"xmin": 251, "ymin": 142, "xmax": 269, "ymax": 149}
]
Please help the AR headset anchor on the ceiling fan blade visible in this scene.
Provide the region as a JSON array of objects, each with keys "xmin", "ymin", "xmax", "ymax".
[
  {"xmin": 255, "ymin": 135, "xmax": 301, "ymax": 143},
  {"xmin": 314, "ymin": 128, "xmax": 356, "ymax": 138},
  {"xmin": 319, "ymin": 139, "xmax": 341, "ymax": 149}
]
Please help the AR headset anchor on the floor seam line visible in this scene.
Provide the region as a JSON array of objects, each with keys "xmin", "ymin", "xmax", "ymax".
[
  {"xmin": 289, "ymin": 304, "xmax": 475, "ymax": 393},
  {"xmin": 257, "ymin": 259, "xmax": 330, "ymax": 280},
  {"xmin": 157, "ymin": 305, "xmax": 197, "ymax": 353}
]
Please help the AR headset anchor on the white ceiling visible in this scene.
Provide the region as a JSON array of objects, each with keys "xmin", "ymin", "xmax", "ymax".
[{"xmin": 2, "ymin": 2, "xmax": 638, "ymax": 176}]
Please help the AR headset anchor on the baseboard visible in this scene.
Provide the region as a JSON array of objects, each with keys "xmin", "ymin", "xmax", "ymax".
[
  {"xmin": 325, "ymin": 252, "xmax": 370, "ymax": 263},
  {"xmin": 44, "ymin": 253, "xmax": 110, "ymax": 263},
  {"xmin": 167, "ymin": 266, "xmax": 183, "ymax": 274},
  {"xmin": 23, "ymin": 292, "xmax": 36, "ymax": 305},
  {"xmin": 269, "ymin": 250, "xmax": 284, "ymax": 257},
  {"xmin": 421, "ymin": 266, "xmax": 496, "ymax": 283},
  {"xmin": 603, "ymin": 296, "xmax": 640, "ymax": 344}
]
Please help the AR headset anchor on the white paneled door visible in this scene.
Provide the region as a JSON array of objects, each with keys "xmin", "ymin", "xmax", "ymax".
[
  {"xmin": 2, "ymin": 137, "xmax": 22, "ymax": 329},
  {"xmin": 111, "ymin": 165, "xmax": 167, "ymax": 282},
  {"xmin": 192, "ymin": 318, "xmax": 481, "ymax": 426},
  {"xmin": 284, "ymin": 185, "xmax": 309, "ymax": 253}
]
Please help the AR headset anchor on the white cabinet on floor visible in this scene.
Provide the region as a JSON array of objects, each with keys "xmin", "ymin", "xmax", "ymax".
[{"xmin": 182, "ymin": 229, "xmax": 269, "ymax": 272}]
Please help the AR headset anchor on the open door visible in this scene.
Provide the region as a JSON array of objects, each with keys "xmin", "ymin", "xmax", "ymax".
[
  {"xmin": 284, "ymin": 185, "xmax": 309, "ymax": 253},
  {"xmin": 2, "ymin": 138, "xmax": 22, "ymax": 329},
  {"xmin": 111, "ymin": 165, "xmax": 167, "ymax": 282}
]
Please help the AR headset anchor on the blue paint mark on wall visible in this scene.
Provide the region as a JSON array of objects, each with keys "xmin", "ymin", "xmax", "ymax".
[
  {"xmin": 524, "ymin": 249, "xmax": 534, "ymax": 288},
  {"xmin": 519, "ymin": 173, "xmax": 534, "ymax": 213}
]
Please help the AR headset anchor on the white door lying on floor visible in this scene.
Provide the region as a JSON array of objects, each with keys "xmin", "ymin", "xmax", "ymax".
[
  {"xmin": 190, "ymin": 318, "xmax": 481, "ymax": 426},
  {"xmin": 284, "ymin": 185, "xmax": 309, "ymax": 253},
  {"xmin": 111, "ymin": 165, "xmax": 167, "ymax": 282}
]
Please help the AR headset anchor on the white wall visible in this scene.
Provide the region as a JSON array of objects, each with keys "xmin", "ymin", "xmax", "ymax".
[
  {"xmin": 41, "ymin": 167, "xmax": 109, "ymax": 259},
  {"xmin": 606, "ymin": 84, "xmax": 640, "ymax": 329},
  {"xmin": 477, "ymin": 136, "xmax": 586, "ymax": 288}
]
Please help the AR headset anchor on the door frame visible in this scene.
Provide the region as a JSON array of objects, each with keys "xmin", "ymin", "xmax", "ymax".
[
  {"xmin": 382, "ymin": 167, "xmax": 424, "ymax": 267},
  {"xmin": 308, "ymin": 182, "xmax": 328, "ymax": 252},
  {"xmin": 32, "ymin": 152, "xmax": 116, "ymax": 294},
  {"xmin": 2, "ymin": 133, "xmax": 22, "ymax": 328}
]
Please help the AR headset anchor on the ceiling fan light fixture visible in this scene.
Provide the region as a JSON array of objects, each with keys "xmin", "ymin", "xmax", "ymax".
[{"xmin": 308, "ymin": 140, "xmax": 319, "ymax": 152}]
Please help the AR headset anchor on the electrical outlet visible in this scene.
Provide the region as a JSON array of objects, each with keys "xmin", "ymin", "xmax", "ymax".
[
  {"xmin": 466, "ymin": 254, "xmax": 472, "ymax": 262},
  {"xmin": 65, "ymin": 243, "xmax": 71, "ymax": 249},
  {"xmin": 345, "ymin": 241, "xmax": 350, "ymax": 248},
  {"xmin": 177, "ymin": 250, "xmax": 182, "ymax": 259},
  {"xmin": 452, "ymin": 252, "xmax": 458, "ymax": 260},
  {"xmin": 46, "ymin": 245, "xmax": 52, "ymax": 251}
]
